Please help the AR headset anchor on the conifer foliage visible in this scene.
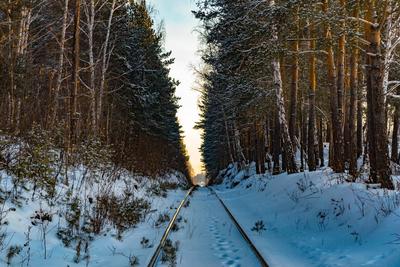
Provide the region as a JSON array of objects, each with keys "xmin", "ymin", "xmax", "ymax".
[
  {"xmin": 0, "ymin": 0, "xmax": 190, "ymax": 177},
  {"xmin": 195, "ymin": 0, "xmax": 399, "ymax": 189}
]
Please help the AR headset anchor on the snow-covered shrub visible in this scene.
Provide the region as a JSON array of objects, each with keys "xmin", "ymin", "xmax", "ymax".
[
  {"xmin": 183, "ymin": 198, "xmax": 191, "ymax": 208},
  {"xmin": 317, "ymin": 210, "xmax": 329, "ymax": 231},
  {"xmin": 75, "ymin": 137, "xmax": 113, "ymax": 169},
  {"xmin": 129, "ymin": 254, "xmax": 139, "ymax": 266},
  {"xmin": 65, "ymin": 197, "xmax": 81, "ymax": 233},
  {"xmin": 56, "ymin": 227, "xmax": 74, "ymax": 247},
  {"xmin": 374, "ymin": 190, "xmax": 400, "ymax": 218},
  {"xmin": 140, "ymin": 236, "xmax": 152, "ymax": 248},
  {"xmin": 251, "ymin": 220, "xmax": 266, "ymax": 233},
  {"xmin": 6, "ymin": 245, "xmax": 22, "ymax": 266},
  {"xmin": 1, "ymin": 127, "xmax": 59, "ymax": 200},
  {"xmin": 147, "ymin": 181, "xmax": 178, "ymax": 198},
  {"xmin": 161, "ymin": 239, "xmax": 179, "ymax": 267},
  {"xmin": 93, "ymin": 194, "xmax": 150, "ymax": 238},
  {"xmin": 30, "ymin": 209, "xmax": 53, "ymax": 259},
  {"xmin": 331, "ymin": 198, "xmax": 346, "ymax": 217},
  {"xmin": 155, "ymin": 212, "xmax": 170, "ymax": 228},
  {"xmin": 171, "ymin": 221, "xmax": 180, "ymax": 232}
]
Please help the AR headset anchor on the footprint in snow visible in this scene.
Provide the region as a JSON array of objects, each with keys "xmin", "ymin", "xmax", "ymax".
[{"xmin": 209, "ymin": 217, "xmax": 241, "ymax": 267}]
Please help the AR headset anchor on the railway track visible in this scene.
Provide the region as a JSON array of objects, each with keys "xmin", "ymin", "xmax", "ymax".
[
  {"xmin": 147, "ymin": 186, "xmax": 196, "ymax": 267},
  {"xmin": 209, "ymin": 188, "xmax": 270, "ymax": 267},
  {"xmin": 147, "ymin": 186, "xmax": 269, "ymax": 267}
]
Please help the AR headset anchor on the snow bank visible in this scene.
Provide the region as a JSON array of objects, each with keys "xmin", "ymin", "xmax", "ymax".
[
  {"xmin": 0, "ymin": 164, "xmax": 187, "ymax": 267},
  {"xmin": 215, "ymin": 165, "xmax": 400, "ymax": 267}
]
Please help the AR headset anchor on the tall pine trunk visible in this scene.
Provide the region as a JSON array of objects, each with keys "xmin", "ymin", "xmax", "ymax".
[
  {"xmin": 289, "ymin": 9, "xmax": 299, "ymax": 151},
  {"xmin": 349, "ymin": 1, "xmax": 359, "ymax": 176},
  {"xmin": 365, "ymin": 2, "xmax": 393, "ymax": 189},
  {"xmin": 357, "ymin": 73, "xmax": 364, "ymax": 158},
  {"xmin": 270, "ymin": 24, "xmax": 297, "ymax": 173},
  {"xmin": 307, "ymin": 22, "xmax": 317, "ymax": 171},
  {"xmin": 323, "ymin": 0, "xmax": 344, "ymax": 173},
  {"xmin": 319, "ymin": 117, "xmax": 325, "ymax": 167},
  {"xmin": 273, "ymin": 110, "xmax": 281, "ymax": 174}
]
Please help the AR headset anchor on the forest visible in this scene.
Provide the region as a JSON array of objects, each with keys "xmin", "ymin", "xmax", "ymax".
[
  {"xmin": 195, "ymin": 0, "xmax": 400, "ymax": 189},
  {"xmin": 0, "ymin": 0, "xmax": 399, "ymax": 266},
  {"xmin": 0, "ymin": 0, "xmax": 191, "ymax": 177}
]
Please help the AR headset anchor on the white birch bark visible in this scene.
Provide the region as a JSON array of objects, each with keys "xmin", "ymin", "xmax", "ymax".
[
  {"xmin": 97, "ymin": 0, "xmax": 117, "ymax": 132},
  {"xmin": 84, "ymin": 0, "xmax": 97, "ymax": 133},
  {"xmin": 51, "ymin": 0, "xmax": 69, "ymax": 127}
]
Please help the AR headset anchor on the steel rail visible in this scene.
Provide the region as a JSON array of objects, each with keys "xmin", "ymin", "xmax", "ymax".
[
  {"xmin": 209, "ymin": 188, "xmax": 269, "ymax": 267},
  {"xmin": 147, "ymin": 186, "xmax": 195, "ymax": 267}
]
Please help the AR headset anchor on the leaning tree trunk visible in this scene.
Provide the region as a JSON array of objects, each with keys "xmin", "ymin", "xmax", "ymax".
[
  {"xmin": 270, "ymin": 28, "xmax": 298, "ymax": 173},
  {"xmin": 365, "ymin": 3, "xmax": 393, "ymax": 189}
]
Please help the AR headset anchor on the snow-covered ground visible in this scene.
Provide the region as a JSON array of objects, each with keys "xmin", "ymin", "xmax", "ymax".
[
  {"xmin": 0, "ymin": 166, "xmax": 188, "ymax": 267},
  {"xmin": 214, "ymin": 165, "xmax": 400, "ymax": 267},
  {"xmin": 165, "ymin": 188, "xmax": 261, "ymax": 267},
  {"xmin": 3, "ymin": 135, "xmax": 400, "ymax": 267}
]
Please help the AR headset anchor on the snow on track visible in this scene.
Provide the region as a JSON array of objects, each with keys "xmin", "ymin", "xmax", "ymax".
[{"xmin": 164, "ymin": 187, "xmax": 262, "ymax": 267}]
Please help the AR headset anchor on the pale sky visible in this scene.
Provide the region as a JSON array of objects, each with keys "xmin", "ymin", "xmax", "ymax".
[{"xmin": 148, "ymin": 0, "xmax": 203, "ymax": 175}]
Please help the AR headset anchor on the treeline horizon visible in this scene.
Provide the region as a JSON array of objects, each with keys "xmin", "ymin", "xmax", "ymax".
[
  {"xmin": 0, "ymin": 0, "xmax": 192, "ymax": 178},
  {"xmin": 195, "ymin": 0, "xmax": 399, "ymax": 188}
]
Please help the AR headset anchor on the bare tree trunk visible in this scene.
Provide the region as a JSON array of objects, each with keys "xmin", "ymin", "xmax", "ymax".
[
  {"xmin": 357, "ymin": 73, "xmax": 363, "ymax": 158},
  {"xmin": 17, "ymin": 7, "xmax": 31, "ymax": 56},
  {"xmin": 349, "ymin": 1, "xmax": 359, "ymax": 176},
  {"xmin": 289, "ymin": 9, "xmax": 299, "ymax": 151},
  {"xmin": 308, "ymin": 22, "xmax": 317, "ymax": 171},
  {"xmin": 299, "ymin": 86, "xmax": 305, "ymax": 171},
  {"xmin": 270, "ymin": 0, "xmax": 297, "ymax": 174},
  {"xmin": 222, "ymin": 107, "xmax": 234, "ymax": 164},
  {"xmin": 365, "ymin": 3, "xmax": 393, "ymax": 189},
  {"xmin": 259, "ymin": 122, "xmax": 266, "ymax": 173},
  {"xmin": 85, "ymin": 0, "xmax": 97, "ymax": 134},
  {"xmin": 7, "ymin": 1, "xmax": 15, "ymax": 131},
  {"xmin": 233, "ymin": 118, "xmax": 246, "ymax": 165},
  {"xmin": 51, "ymin": 0, "xmax": 69, "ymax": 129},
  {"xmin": 391, "ymin": 107, "xmax": 399, "ymax": 162},
  {"xmin": 15, "ymin": 6, "xmax": 32, "ymax": 133},
  {"xmin": 97, "ymin": 0, "xmax": 117, "ymax": 133},
  {"xmin": 273, "ymin": 109, "xmax": 281, "ymax": 174},
  {"xmin": 323, "ymin": 0, "xmax": 344, "ymax": 173},
  {"xmin": 328, "ymin": 122, "xmax": 334, "ymax": 167},
  {"xmin": 70, "ymin": 0, "xmax": 81, "ymax": 148},
  {"xmin": 319, "ymin": 117, "xmax": 325, "ymax": 167},
  {"xmin": 337, "ymin": 0, "xmax": 346, "ymax": 137}
]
